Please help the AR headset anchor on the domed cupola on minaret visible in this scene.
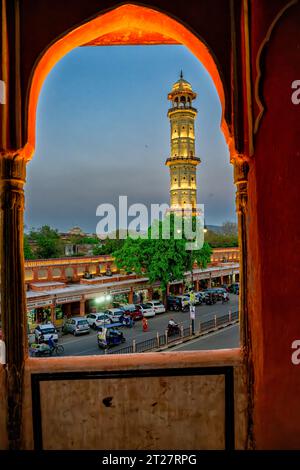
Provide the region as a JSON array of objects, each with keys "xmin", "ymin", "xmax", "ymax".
[{"xmin": 165, "ymin": 71, "xmax": 200, "ymax": 214}]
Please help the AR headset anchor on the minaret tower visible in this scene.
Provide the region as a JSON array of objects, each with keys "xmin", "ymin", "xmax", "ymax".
[{"xmin": 165, "ymin": 72, "xmax": 200, "ymax": 214}]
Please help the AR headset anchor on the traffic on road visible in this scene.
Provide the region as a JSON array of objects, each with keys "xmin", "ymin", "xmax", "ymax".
[{"xmin": 28, "ymin": 284, "xmax": 239, "ymax": 357}]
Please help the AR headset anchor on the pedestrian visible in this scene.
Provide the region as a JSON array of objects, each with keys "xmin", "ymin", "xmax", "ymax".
[
  {"xmin": 48, "ymin": 334, "xmax": 55, "ymax": 351},
  {"xmin": 142, "ymin": 317, "xmax": 148, "ymax": 332}
]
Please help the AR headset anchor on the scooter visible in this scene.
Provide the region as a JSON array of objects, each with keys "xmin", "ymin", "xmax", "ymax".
[
  {"xmin": 121, "ymin": 315, "xmax": 135, "ymax": 328},
  {"xmin": 30, "ymin": 343, "xmax": 64, "ymax": 356},
  {"xmin": 167, "ymin": 323, "xmax": 181, "ymax": 336}
]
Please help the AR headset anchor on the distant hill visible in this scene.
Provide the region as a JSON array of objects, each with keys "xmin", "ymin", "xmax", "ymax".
[{"xmin": 206, "ymin": 225, "xmax": 223, "ymax": 233}]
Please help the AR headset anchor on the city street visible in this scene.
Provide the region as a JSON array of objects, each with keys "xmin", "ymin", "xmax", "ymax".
[
  {"xmin": 57, "ymin": 295, "xmax": 239, "ymax": 356},
  {"xmin": 170, "ymin": 324, "xmax": 239, "ymax": 351}
]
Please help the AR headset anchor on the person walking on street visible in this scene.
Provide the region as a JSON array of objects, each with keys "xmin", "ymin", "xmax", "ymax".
[{"xmin": 142, "ymin": 317, "xmax": 148, "ymax": 332}]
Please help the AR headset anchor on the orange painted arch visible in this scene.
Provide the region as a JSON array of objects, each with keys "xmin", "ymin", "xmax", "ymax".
[{"xmin": 24, "ymin": 3, "xmax": 234, "ymax": 160}]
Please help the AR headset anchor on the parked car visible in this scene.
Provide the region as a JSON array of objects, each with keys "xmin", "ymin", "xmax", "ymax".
[
  {"xmin": 206, "ymin": 287, "xmax": 230, "ymax": 301},
  {"xmin": 135, "ymin": 303, "xmax": 156, "ymax": 318},
  {"xmin": 147, "ymin": 300, "xmax": 166, "ymax": 314},
  {"xmin": 119, "ymin": 304, "xmax": 143, "ymax": 321},
  {"xmin": 221, "ymin": 284, "xmax": 230, "ymax": 292},
  {"xmin": 104, "ymin": 308, "xmax": 125, "ymax": 323},
  {"xmin": 62, "ymin": 317, "xmax": 90, "ymax": 336},
  {"xmin": 34, "ymin": 323, "xmax": 58, "ymax": 343},
  {"xmin": 166, "ymin": 295, "xmax": 179, "ymax": 311},
  {"xmin": 203, "ymin": 290, "xmax": 218, "ymax": 305},
  {"xmin": 86, "ymin": 313, "xmax": 112, "ymax": 329},
  {"xmin": 195, "ymin": 291, "xmax": 207, "ymax": 303},
  {"xmin": 214, "ymin": 288, "xmax": 230, "ymax": 300},
  {"xmin": 184, "ymin": 292, "xmax": 202, "ymax": 305},
  {"xmin": 166, "ymin": 295, "xmax": 189, "ymax": 312}
]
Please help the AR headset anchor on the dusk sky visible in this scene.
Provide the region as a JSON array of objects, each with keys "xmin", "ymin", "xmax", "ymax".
[{"xmin": 25, "ymin": 45, "xmax": 236, "ymax": 234}]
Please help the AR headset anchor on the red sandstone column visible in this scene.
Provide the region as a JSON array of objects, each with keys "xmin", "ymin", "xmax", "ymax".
[
  {"xmin": 50, "ymin": 305, "xmax": 55, "ymax": 324},
  {"xmin": 33, "ymin": 266, "xmax": 39, "ymax": 282},
  {"xmin": 128, "ymin": 287, "xmax": 134, "ymax": 304},
  {"xmin": 79, "ymin": 298, "xmax": 85, "ymax": 316},
  {"xmin": 234, "ymin": 159, "xmax": 252, "ymax": 447},
  {"xmin": 0, "ymin": 154, "xmax": 27, "ymax": 450},
  {"xmin": 148, "ymin": 287, "xmax": 153, "ymax": 300}
]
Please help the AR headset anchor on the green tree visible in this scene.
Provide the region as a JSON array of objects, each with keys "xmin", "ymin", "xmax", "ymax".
[
  {"xmin": 113, "ymin": 215, "xmax": 212, "ymax": 301},
  {"xmin": 29, "ymin": 225, "xmax": 64, "ymax": 259},
  {"xmin": 70, "ymin": 235, "xmax": 99, "ymax": 245},
  {"xmin": 24, "ymin": 234, "xmax": 35, "ymax": 260},
  {"xmin": 93, "ymin": 236, "xmax": 125, "ymax": 255}
]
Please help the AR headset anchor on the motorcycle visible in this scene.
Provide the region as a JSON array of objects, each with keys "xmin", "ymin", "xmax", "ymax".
[
  {"xmin": 167, "ymin": 323, "xmax": 181, "ymax": 337},
  {"xmin": 120, "ymin": 315, "xmax": 134, "ymax": 328},
  {"xmin": 29, "ymin": 342, "xmax": 64, "ymax": 356}
]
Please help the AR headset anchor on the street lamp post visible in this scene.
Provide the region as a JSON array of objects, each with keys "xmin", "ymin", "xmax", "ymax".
[
  {"xmin": 190, "ymin": 303, "xmax": 195, "ymax": 335},
  {"xmin": 189, "ymin": 260, "xmax": 196, "ymax": 335}
]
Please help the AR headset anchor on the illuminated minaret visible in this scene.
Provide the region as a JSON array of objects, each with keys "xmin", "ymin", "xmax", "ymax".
[{"xmin": 165, "ymin": 72, "xmax": 200, "ymax": 214}]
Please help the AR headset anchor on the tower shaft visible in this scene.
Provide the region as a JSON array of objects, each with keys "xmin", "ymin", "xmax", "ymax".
[{"xmin": 165, "ymin": 74, "xmax": 200, "ymax": 214}]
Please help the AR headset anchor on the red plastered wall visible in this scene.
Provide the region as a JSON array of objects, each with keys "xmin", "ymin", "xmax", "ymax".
[{"xmin": 248, "ymin": 3, "xmax": 300, "ymax": 448}]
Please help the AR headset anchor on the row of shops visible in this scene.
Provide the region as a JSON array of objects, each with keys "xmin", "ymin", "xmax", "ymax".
[
  {"xmin": 26, "ymin": 265, "xmax": 239, "ymax": 331},
  {"xmin": 27, "ymin": 284, "xmax": 158, "ymax": 331}
]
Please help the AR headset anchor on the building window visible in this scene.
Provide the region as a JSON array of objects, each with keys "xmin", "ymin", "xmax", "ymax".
[
  {"xmin": 38, "ymin": 269, "xmax": 48, "ymax": 280},
  {"xmin": 52, "ymin": 267, "xmax": 61, "ymax": 278},
  {"xmin": 65, "ymin": 267, "xmax": 74, "ymax": 278},
  {"xmin": 25, "ymin": 269, "xmax": 34, "ymax": 281}
]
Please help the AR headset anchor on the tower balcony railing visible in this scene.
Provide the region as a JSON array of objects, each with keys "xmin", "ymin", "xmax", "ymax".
[
  {"xmin": 168, "ymin": 106, "xmax": 198, "ymax": 114},
  {"xmin": 165, "ymin": 156, "xmax": 201, "ymax": 164}
]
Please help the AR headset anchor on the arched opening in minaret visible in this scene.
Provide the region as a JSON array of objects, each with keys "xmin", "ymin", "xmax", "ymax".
[{"xmin": 24, "ymin": 4, "xmax": 239, "ymax": 357}]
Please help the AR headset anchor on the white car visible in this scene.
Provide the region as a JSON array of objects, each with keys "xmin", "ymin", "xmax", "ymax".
[
  {"xmin": 147, "ymin": 300, "xmax": 166, "ymax": 314},
  {"xmin": 104, "ymin": 308, "xmax": 125, "ymax": 323},
  {"xmin": 136, "ymin": 303, "xmax": 156, "ymax": 318},
  {"xmin": 34, "ymin": 323, "xmax": 58, "ymax": 343},
  {"xmin": 86, "ymin": 313, "xmax": 112, "ymax": 328}
]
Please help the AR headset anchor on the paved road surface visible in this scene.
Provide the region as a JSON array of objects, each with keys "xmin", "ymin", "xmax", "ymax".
[
  {"xmin": 169, "ymin": 324, "xmax": 240, "ymax": 351},
  {"xmin": 57, "ymin": 295, "xmax": 239, "ymax": 356}
]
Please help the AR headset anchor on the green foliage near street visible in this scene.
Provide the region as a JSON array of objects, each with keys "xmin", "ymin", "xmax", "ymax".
[
  {"xmin": 24, "ymin": 234, "xmax": 35, "ymax": 260},
  {"xmin": 113, "ymin": 215, "xmax": 212, "ymax": 295},
  {"xmin": 28, "ymin": 225, "xmax": 64, "ymax": 259},
  {"xmin": 93, "ymin": 235, "xmax": 125, "ymax": 255},
  {"xmin": 205, "ymin": 221, "xmax": 238, "ymax": 247}
]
